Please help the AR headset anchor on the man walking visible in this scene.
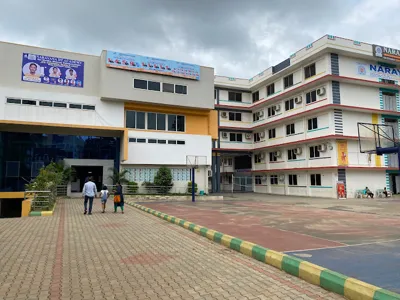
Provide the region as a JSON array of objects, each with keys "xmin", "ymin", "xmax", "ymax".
[{"xmin": 82, "ymin": 176, "xmax": 97, "ymax": 215}]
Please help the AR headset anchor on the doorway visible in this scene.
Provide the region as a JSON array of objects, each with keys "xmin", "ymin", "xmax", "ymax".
[{"xmin": 71, "ymin": 166, "xmax": 103, "ymax": 192}]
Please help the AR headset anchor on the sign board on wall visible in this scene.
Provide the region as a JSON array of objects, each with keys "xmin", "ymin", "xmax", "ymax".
[
  {"xmin": 106, "ymin": 51, "xmax": 200, "ymax": 80},
  {"xmin": 357, "ymin": 63, "xmax": 400, "ymax": 81},
  {"xmin": 373, "ymin": 45, "xmax": 400, "ymax": 63},
  {"xmin": 337, "ymin": 181, "xmax": 346, "ymax": 199},
  {"xmin": 21, "ymin": 53, "xmax": 84, "ymax": 88},
  {"xmin": 337, "ymin": 140, "xmax": 348, "ymax": 166}
]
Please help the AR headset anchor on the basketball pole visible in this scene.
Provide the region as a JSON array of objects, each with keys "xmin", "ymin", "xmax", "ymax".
[{"xmin": 191, "ymin": 167, "xmax": 195, "ymax": 202}]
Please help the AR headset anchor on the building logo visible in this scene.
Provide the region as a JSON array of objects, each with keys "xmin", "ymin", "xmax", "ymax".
[
  {"xmin": 374, "ymin": 46, "xmax": 383, "ymax": 57},
  {"xmin": 373, "ymin": 44, "xmax": 400, "ymax": 62},
  {"xmin": 357, "ymin": 63, "xmax": 400, "ymax": 80},
  {"xmin": 357, "ymin": 64, "xmax": 367, "ymax": 75}
]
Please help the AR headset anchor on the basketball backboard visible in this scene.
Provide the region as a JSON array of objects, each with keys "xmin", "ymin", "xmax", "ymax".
[
  {"xmin": 357, "ymin": 122, "xmax": 396, "ymax": 153},
  {"xmin": 186, "ymin": 155, "xmax": 207, "ymax": 169}
]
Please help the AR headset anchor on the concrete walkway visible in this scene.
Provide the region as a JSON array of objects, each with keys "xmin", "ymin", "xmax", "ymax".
[{"xmin": 0, "ymin": 199, "xmax": 342, "ymax": 300}]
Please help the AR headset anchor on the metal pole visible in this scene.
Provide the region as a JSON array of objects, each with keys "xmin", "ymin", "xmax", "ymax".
[{"xmin": 192, "ymin": 167, "xmax": 195, "ymax": 202}]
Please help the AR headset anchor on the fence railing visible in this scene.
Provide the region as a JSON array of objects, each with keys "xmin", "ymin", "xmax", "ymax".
[
  {"xmin": 105, "ymin": 185, "xmax": 195, "ymax": 195},
  {"xmin": 57, "ymin": 185, "xmax": 68, "ymax": 196},
  {"xmin": 24, "ymin": 190, "xmax": 56, "ymax": 212}
]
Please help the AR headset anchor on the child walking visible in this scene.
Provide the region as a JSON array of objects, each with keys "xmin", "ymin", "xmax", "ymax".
[
  {"xmin": 100, "ymin": 185, "xmax": 110, "ymax": 213},
  {"xmin": 113, "ymin": 182, "xmax": 124, "ymax": 214}
]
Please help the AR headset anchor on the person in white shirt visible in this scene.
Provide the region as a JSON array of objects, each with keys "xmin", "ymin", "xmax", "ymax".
[
  {"xmin": 82, "ymin": 176, "xmax": 97, "ymax": 215},
  {"xmin": 100, "ymin": 185, "xmax": 110, "ymax": 213}
]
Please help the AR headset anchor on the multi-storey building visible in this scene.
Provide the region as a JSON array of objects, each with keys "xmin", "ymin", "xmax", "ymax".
[
  {"xmin": 0, "ymin": 42, "xmax": 217, "ymax": 199},
  {"xmin": 213, "ymin": 35, "xmax": 400, "ymax": 198}
]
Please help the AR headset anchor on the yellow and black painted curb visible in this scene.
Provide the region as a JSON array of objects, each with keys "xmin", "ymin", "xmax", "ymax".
[{"xmin": 128, "ymin": 202, "xmax": 400, "ymax": 300}]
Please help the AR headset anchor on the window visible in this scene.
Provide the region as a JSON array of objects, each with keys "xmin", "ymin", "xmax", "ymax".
[
  {"xmin": 310, "ymin": 174, "xmax": 322, "ymax": 186},
  {"xmin": 269, "ymin": 152, "xmax": 277, "ymax": 162},
  {"xmin": 268, "ymin": 128, "xmax": 276, "ymax": 139},
  {"xmin": 168, "ymin": 140, "xmax": 177, "ymax": 144},
  {"xmin": 284, "ymin": 74, "xmax": 294, "ymax": 89},
  {"xmin": 285, "ymin": 98, "xmax": 294, "ymax": 111},
  {"xmin": 69, "ymin": 104, "xmax": 82, "ymax": 109},
  {"xmin": 268, "ymin": 106, "xmax": 276, "ymax": 117},
  {"xmin": 229, "ymin": 112, "xmax": 242, "ymax": 121},
  {"xmin": 286, "ymin": 123, "xmax": 295, "ymax": 135},
  {"xmin": 252, "ymin": 91, "xmax": 259, "ymax": 103},
  {"xmin": 226, "ymin": 158, "xmax": 233, "ymax": 166},
  {"xmin": 309, "ymin": 146, "xmax": 320, "ymax": 158},
  {"xmin": 39, "ymin": 101, "xmax": 53, "ymax": 107},
  {"xmin": 147, "ymin": 112, "xmax": 157, "ymax": 130},
  {"xmin": 308, "ymin": 118, "xmax": 318, "ymax": 130},
  {"xmin": 54, "ymin": 102, "xmax": 67, "ymax": 108},
  {"xmin": 254, "ymin": 153, "xmax": 264, "ymax": 163},
  {"xmin": 306, "ymin": 90, "xmax": 317, "ymax": 104},
  {"xmin": 255, "ymin": 175, "xmax": 262, "ymax": 185},
  {"xmin": 136, "ymin": 112, "xmax": 146, "ymax": 129},
  {"xmin": 266, "ymin": 83, "xmax": 275, "ymax": 96},
  {"xmin": 229, "ymin": 133, "xmax": 243, "ymax": 142},
  {"xmin": 214, "ymin": 89, "xmax": 217, "ymax": 99},
  {"xmin": 253, "ymin": 112, "xmax": 261, "ymax": 122},
  {"xmin": 163, "ymin": 83, "xmax": 175, "ymax": 93},
  {"xmin": 254, "ymin": 133, "xmax": 261, "ymax": 143},
  {"xmin": 381, "ymin": 79, "xmax": 396, "ymax": 85},
  {"xmin": 175, "ymin": 84, "xmax": 187, "ymax": 94},
  {"xmin": 177, "ymin": 140, "xmax": 185, "ymax": 145},
  {"xmin": 287, "ymin": 149, "xmax": 297, "ymax": 160},
  {"xmin": 129, "ymin": 138, "xmax": 136, "ymax": 143},
  {"xmin": 158, "ymin": 140, "xmax": 166, "ymax": 144},
  {"xmin": 137, "ymin": 138, "xmax": 146, "ymax": 143},
  {"xmin": 126, "ymin": 111, "xmax": 136, "ymax": 128},
  {"xmin": 288, "ymin": 174, "xmax": 298, "ymax": 186},
  {"xmin": 167, "ymin": 114, "xmax": 185, "ymax": 132},
  {"xmin": 6, "ymin": 98, "xmax": 21, "ymax": 104},
  {"xmin": 270, "ymin": 175, "xmax": 278, "ymax": 185},
  {"xmin": 22, "ymin": 99, "xmax": 36, "ymax": 106},
  {"xmin": 148, "ymin": 139, "xmax": 157, "ymax": 144},
  {"xmin": 157, "ymin": 113, "xmax": 166, "ymax": 130},
  {"xmin": 83, "ymin": 105, "xmax": 95, "ymax": 110},
  {"xmin": 134, "ymin": 79, "xmax": 147, "ymax": 89},
  {"xmin": 177, "ymin": 115, "xmax": 185, "ymax": 132},
  {"xmin": 228, "ymin": 92, "xmax": 242, "ymax": 102},
  {"xmin": 304, "ymin": 63, "xmax": 316, "ymax": 79},
  {"xmin": 148, "ymin": 81, "xmax": 161, "ymax": 91}
]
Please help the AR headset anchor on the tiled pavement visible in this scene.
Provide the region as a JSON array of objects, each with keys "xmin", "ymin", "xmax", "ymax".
[{"xmin": 0, "ymin": 199, "xmax": 343, "ymax": 300}]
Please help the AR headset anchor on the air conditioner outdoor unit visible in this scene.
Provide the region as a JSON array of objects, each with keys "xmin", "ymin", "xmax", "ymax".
[
  {"xmin": 295, "ymin": 96, "xmax": 303, "ymax": 104},
  {"xmin": 318, "ymin": 144, "xmax": 327, "ymax": 152},
  {"xmin": 317, "ymin": 87, "xmax": 326, "ymax": 96},
  {"xmin": 294, "ymin": 147, "xmax": 302, "ymax": 155},
  {"xmin": 274, "ymin": 104, "xmax": 281, "ymax": 111},
  {"xmin": 259, "ymin": 132, "xmax": 265, "ymax": 138},
  {"xmin": 258, "ymin": 110, "xmax": 264, "ymax": 117},
  {"xmin": 208, "ymin": 170, "xmax": 212, "ymax": 177},
  {"xmin": 279, "ymin": 175, "xmax": 285, "ymax": 182},
  {"xmin": 245, "ymin": 133, "xmax": 252, "ymax": 139},
  {"xmin": 262, "ymin": 176, "xmax": 267, "ymax": 182},
  {"xmin": 221, "ymin": 112, "xmax": 228, "ymax": 118},
  {"xmin": 275, "ymin": 150, "xmax": 282, "ymax": 158},
  {"xmin": 259, "ymin": 153, "xmax": 265, "ymax": 160},
  {"xmin": 222, "ymin": 132, "xmax": 228, "ymax": 138}
]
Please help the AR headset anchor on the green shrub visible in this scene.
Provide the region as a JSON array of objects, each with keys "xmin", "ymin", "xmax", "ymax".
[
  {"xmin": 187, "ymin": 181, "xmax": 198, "ymax": 194},
  {"xmin": 154, "ymin": 167, "xmax": 173, "ymax": 194},
  {"xmin": 126, "ymin": 181, "xmax": 138, "ymax": 194}
]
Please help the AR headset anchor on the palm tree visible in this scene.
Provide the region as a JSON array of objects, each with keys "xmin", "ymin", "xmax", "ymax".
[{"xmin": 108, "ymin": 168, "xmax": 129, "ymax": 184}]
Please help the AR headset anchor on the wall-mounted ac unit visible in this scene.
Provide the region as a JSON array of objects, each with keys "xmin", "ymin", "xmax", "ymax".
[
  {"xmin": 274, "ymin": 104, "xmax": 281, "ymax": 111},
  {"xmin": 318, "ymin": 144, "xmax": 327, "ymax": 152},
  {"xmin": 317, "ymin": 87, "xmax": 326, "ymax": 96},
  {"xmin": 259, "ymin": 132, "xmax": 265, "ymax": 138},
  {"xmin": 295, "ymin": 96, "xmax": 303, "ymax": 104},
  {"xmin": 258, "ymin": 110, "xmax": 264, "ymax": 117},
  {"xmin": 221, "ymin": 112, "xmax": 228, "ymax": 118},
  {"xmin": 262, "ymin": 176, "xmax": 267, "ymax": 182},
  {"xmin": 222, "ymin": 132, "xmax": 228, "ymax": 138},
  {"xmin": 245, "ymin": 133, "xmax": 252, "ymax": 139},
  {"xmin": 208, "ymin": 170, "xmax": 212, "ymax": 177},
  {"xmin": 279, "ymin": 175, "xmax": 285, "ymax": 181},
  {"xmin": 275, "ymin": 150, "xmax": 282, "ymax": 158},
  {"xmin": 259, "ymin": 153, "xmax": 265, "ymax": 160},
  {"xmin": 294, "ymin": 147, "xmax": 302, "ymax": 155}
]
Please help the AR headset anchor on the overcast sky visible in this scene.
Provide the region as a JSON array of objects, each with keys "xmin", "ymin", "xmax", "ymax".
[{"xmin": 1, "ymin": 0, "xmax": 400, "ymax": 78}]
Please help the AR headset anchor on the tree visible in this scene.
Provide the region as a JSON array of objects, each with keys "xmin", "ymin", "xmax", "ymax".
[
  {"xmin": 154, "ymin": 167, "xmax": 173, "ymax": 194},
  {"xmin": 25, "ymin": 162, "xmax": 64, "ymax": 192},
  {"xmin": 109, "ymin": 168, "xmax": 129, "ymax": 184}
]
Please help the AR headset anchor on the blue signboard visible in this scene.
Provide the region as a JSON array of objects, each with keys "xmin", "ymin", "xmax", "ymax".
[
  {"xmin": 106, "ymin": 51, "xmax": 200, "ymax": 80},
  {"xmin": 21, "ymin": 53, "xmax": 84, "ymax": 88}
]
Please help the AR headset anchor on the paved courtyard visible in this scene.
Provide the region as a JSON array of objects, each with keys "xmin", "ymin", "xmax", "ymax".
[
  {"xmin": 143, "ymin": 193, "xmax": 400, "ymax": 293},
  {"xmin": 0, "ymin": 198, "xmax": 342, "ymax": 300}
]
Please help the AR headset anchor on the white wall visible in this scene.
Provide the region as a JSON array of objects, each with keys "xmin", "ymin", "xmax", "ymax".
[
  {"xmin": 123, "ymin": 131, "xmax": 211, "ymax": 166},
  {"xmin": 346, "ymin": 170, "xmax": 386, "ymax": 198},
  {"xmin": 342, "ymin": 111, "xmax": 373, "ymax": 137},
  {"xmin": 0, "ymin": 87, "xmax": 124, "ymax": 128},
  {"xmin": 340, "ymin": 83, "xmax": 380, "ymax": 109}
]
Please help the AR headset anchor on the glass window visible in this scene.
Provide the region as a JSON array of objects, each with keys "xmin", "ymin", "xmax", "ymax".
[
  {"xmin": 157, "ymin": 113, "xmax": 166, "ymax": 130},
  {"xmin": 268, "ymin": 129, "xmax": 276, "ymax": 139},
  {"xmin": 228, "ymin": 92, "xmax": 242, "ymax": 102},
  {"xmin": 306, "ymin": 90, "xmax": 317, "ymax": 104},
  {"xmin": 270, "ymin": 175, "xmax": 278, "ymax": 185},
  {"xmin": 148, "ymin": 139, "xmax": 157, "ymax": 144},
  {"xmin": 252, "ymin": 91, "xmax": 259, "ymax": 103},
  {"xmin": 134, "ymin": 79, "xmax": 147, "ymax": 89},
  {"xmin": 168, "ymin": 114, "xmax": 177, "ymax": 131},
  {"xmin": 39, "ymin": 101, "xmax": 53, "ymax": 107},
  {"xmin": 288, "ymin": 149, "xmax": 297, "ymax": 160},
  {"xmin": 229, "ymin": 112, "xmax": 242, "ymax": 121},
  {"xmin": 148, "ymin": 81, "xmax": 161, "ymax": 91},
  {"xmin": 286, "ymin": 123, "xmax": 295, "ymax": 135},
  {"xmin": 126, "ymin": 111, "xmax": 136, "ymax": 128},
  {"xmin": 147, "ymin": 113, "xmax": 157, "ymax": 130},
  {"xmin": 69, "ymin": 104, "xmax": 82, "ymax": 109},
  {"xmin": 305, "ymin": 63, "xmax": 316, "ymax": 79},
  {"xmin": 284, "ymin": 74, "xmax": 294, "ymax": 89},
  {"xmin": 177, "ymin": 115, "xmax": 185, "ymax": 132},
  {"xmin": 128, "ymin": 138, "xmax": 136, "ymax": 142},
  {"xmin": 54, "ymin": 102, "xmax": 67, "ymax": 108},
  {"xmin": 175, "ymin": 85, "xmax": 187, "ymax": 94},
  {"xmin": 308, "ymin": 118, "xmax": 318, "ymax": 130},
  {"xmin": 168, "ymin": 140, "xmax": 177, "ymax": 144},
  {"xmin": 163, "ymin": 83, "xmax": 174, "ymax": 93},
  {"xmin": 177, "ymin": 140, "xmax": 185, "ymax": 145},
  {"xmin": 6, "ymin": 98, "xmax": 21, "ymax": 104},
  {"xmin": 269, "ymin": 152, "xmax": 277, "ymax": 162},
  {"xmin": 158, "ymin": 140, "xmax": 166, "ymax": 144},
  {"xmin": 285, "ymin": 99, "xmax": 294, "ymax": 111},
  {"xmin": 136, "ymin": 112, "xmax": 146, "ymax": 129},
  {"xmin": 137, "ymin": 138, "xmax": 146, "ymax": 143},
  {"xmin": 289, "ymin": 174, "xmax": 298, "ymax": 186},
  {"xmin": 82, "ymin": 105, "xmax": 95, "ymax": 110},
  {"xmin": 255, "ymin": 175, "xmax": 262, "ymax": 185},
  {"xmin": 267, "ymin": 83, "xmax": 275, "ymax": 96},
  {"xmin": 309, "ymin": 146, "xmax": 320, "ymax": 158},
  {"xmin": 22, "ymin": 100, "xmax": 36, "ymax": 105},
  {"xmin": 311, "ymin": 174, "xmax": 322, "ymax": 186}
]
